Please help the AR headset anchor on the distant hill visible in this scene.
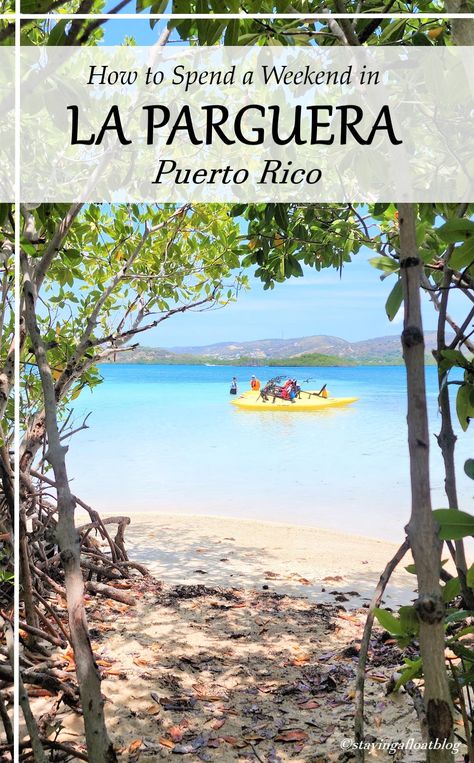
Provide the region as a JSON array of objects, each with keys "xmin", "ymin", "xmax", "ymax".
[
  {"xmin": 104, "ymin": 332, "xmax": 444, "ymax": 366},
  {"xmin": 169, "ymin": 332, "xmax": 443, "ymax": 362}
]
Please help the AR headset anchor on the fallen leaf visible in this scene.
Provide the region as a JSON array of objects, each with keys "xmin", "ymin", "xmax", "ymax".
[
  {"xmin": 212, "ymin": 719, "xmax": 226, "ymax": 731},
  {"xmin": 290, "ymin": 656, "xmax": 310, "ymax": 666},
  {"xmin": 297, "ymin": 700, "xmax": 320, "ymax": 709},
  {"xmin": 274, "ymin": 730, "xmax": 308, "ymax": 743},
  {"xmin": 169, "ymin": 725, "xmax": 185, "ymax": 742},
  {"xmin": 243, "ymin": 733, "xmax": 266, "ymax": 742},
  {"xmin": 222, "ymin": 736, "xmax": 248, "ymax": 749},
  {"xmin": 128, "ymin": 739, "xmax": 142, "ymax": 753},
  {"xmin": 144, "ymin": 705, "xmax": 160, "ymax": 716},
  {"xmin": 337, "ymin": 613, "xmax": 361, "ymax": 624},
  {"xmin": 193, "ymin": 683, "xmax": 228, "ymax": 702},
  {"xmin": 159, "ymin": 738, "xmax": 175, "ymax": 749}
]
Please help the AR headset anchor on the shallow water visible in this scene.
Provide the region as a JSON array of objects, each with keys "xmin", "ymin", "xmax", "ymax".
[{"xmin": 67, "ymin": 364, "xmax": 473, "ymax": 542}]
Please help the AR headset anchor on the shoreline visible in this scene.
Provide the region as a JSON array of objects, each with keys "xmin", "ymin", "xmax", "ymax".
[{"xmin": 87, "ymin": 511, "xmax": 417, "ymax": 608}]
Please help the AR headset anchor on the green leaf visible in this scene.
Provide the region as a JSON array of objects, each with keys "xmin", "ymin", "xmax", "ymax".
[
  {"xmin": 394, "ymin": 658, "xmax": 423, "ymax": 691},
  {"xmin": 398, "ymin": 606, "xmax": 419, "ymax": 634},
  {"xmin": 374, "ymin": 608, "xmax": 404, "ymax": 635},
  {"xmin": 150, "ymin": 0, "xmax": 169, "ymax": 11},
  {"xmin": 445, "ymin": 609, "xmax": 474, "ymax": 624},
  {"xmin": 433, "ymin": 508, "xmax": 474, "ymax": 540},
  {"xmin": 442, "ymin": 576, "xmax": 461, "ymax": 602},
  {"xmin": 207, "ymin": 22, "xmax": 227, "ymax": 45},
  {"xmin": 385, "ymin": 279, "xmax": 403, "ymax": 321},
  {"xmin": 439, "ymin": 349, "xmax": 468, "ymax": 367},
  {"xmin": 464, "ymin": 459, "xmax": 474, "ymax": 481},
  {"xmin": 274, "ymin": 204, "xmax": 289, "ymax": 231},
  {"xmin": 437, "ymin": 219, "xmax": 474, "ymax": 244},
  {"xmin": 411, "ymin": 32, "xmax": 432, "ymax": 45},
  {"xmin": 467, "ymin": 564, "xmax": 474, "ymax": 589},
  {"xmin": 371, "ymin": 203, "xmax": 390, "ymax": 217},
  {"xmin": 368, "ymin": 256, "xmax": 399, "ymax": 274},
  {"xmin": 47, "ymin": 19, "xmax": 68, "ymax": 46},
  {"xmin": 237, "ymin": 33, "xmax": 262, "ymax": 45},
  {"xmin": 449, "ymin": 239, "xmax": 474, "ymax": 272},
  {"xmin": 456, "ymin": 384, "xmax": 474, "ymax": 432},
  {"xmin": 224, "ymin": 18, "xmax": 240, "ymax": 45},
  {"xmin": 451, "ymin": 642, "xmax": 474, "ymax": 663},
  {"xmin": 0, "ymin": 203, "xmax": 11, "ymax": 227}
]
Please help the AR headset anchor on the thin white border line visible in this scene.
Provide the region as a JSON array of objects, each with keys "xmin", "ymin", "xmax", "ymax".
[
  {"xmin": 16, "ymin": 11, "xmax": 472, "ymax": 18},
  {"xmin": 14, "ymin": 12, "xmax": 20, "ymax": 763}
]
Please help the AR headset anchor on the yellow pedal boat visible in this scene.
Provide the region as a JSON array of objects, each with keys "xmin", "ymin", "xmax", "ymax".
[{"xmin": 231, "ymin": 389, "xmax": 358, "ymax": 412}]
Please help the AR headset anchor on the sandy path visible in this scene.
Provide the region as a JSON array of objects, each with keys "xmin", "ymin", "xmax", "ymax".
[
  {"xmin": 118, "ymin": 513, "xmax": 416, "ymax": 608},
  {"xmin": 29, "ymin": 515, "xmax": 427, "ymax": 761}
]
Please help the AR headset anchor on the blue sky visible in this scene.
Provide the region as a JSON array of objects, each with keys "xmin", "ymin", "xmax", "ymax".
[
  {"xmin": 101, "ymin": 17, "xmax": 173, "ymax": 44},
  {"xmin": 145, "ymin": 247, "xmax": 443, "ymax": 348}
]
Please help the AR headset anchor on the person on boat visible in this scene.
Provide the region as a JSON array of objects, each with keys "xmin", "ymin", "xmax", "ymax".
[
  {"xmin": 250, "ymin": 375, "xmax": 261, "ymax": 391},
  {"xmin": 281, "ymin": 378, "xmax": 294, "ymax": 400},
  {"xmin": 287, "ymin": 379, "xmax": 300, "ymax": 402},
  {"xmin": 288, "ymin": 380, "xmax": 298, "ymax": 401},
  {"xmin": 230, "ymin": 377, "xmax": 238, "ymax": 395}
]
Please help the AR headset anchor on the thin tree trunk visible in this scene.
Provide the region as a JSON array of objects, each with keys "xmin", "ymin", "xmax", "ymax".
[
  {"xmin": 354, "ymin": 538, "xmax": 410, "ymax": 760},
  {"xmin": 435, "ymin": 271, "xmax": 474, "ymax": 608},
  {"xmin": 445, "ymin": 1, "xmax": 474, "ymax": 46},
  {"xmin": 398, "ymin": 203, "xmax": 454, "ymax": 762},
  {"xmin": 0, "ymin": 691, "xmax": 13, "ymax": 747},
  {"xmin": 19, "ymin": 506, "xmax": 39, "ymax": 646},
  {"xmin": 22, "ymin": 254, "xmax": 117, "ymax": 763},
  {"xmin": 433, "ymin": 15, "xmax": 474, "ymax": 611},
  {"xmin": 6, "ymin": 623, "xmax": 46, "ymax": 763}
]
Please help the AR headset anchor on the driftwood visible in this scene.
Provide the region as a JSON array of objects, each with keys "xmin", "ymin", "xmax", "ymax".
[
  {"xmin": 0, "ymin": 740, "xmax": 89, "ymax": 762},
  {"xmin": 85, "ymin": 581, "xmax": 136, "ymax": 605}
]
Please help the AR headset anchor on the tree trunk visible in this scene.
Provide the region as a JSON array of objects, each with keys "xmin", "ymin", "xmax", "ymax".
[
  {"xmin": 445, "ymin": 1, "xmax": 474, "ymax": 46},
  {"xmin": 22, "ymin": 256, "xmax": 117, "ymax": 763},
  {"xmin": 397, "ymin": 203, "xmax": 454, "ymax": 762},
  {"xmin": 435, "ymin": 272, "xmax": 474, "ymax": 608}
]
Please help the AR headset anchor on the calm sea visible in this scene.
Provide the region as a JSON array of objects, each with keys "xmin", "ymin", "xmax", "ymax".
[{"xmin": 67, "ymin": 364, "xmax": 473, "ymax": 542}]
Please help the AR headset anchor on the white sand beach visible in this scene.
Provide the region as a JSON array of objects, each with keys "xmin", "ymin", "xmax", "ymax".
[{"xmin": 113, "ymin": 512, "xmax": 416, "ymax": 608}]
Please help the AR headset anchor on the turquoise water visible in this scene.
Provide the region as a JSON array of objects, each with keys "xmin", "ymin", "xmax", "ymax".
[{"xmin": 67, "ymin": 364, "xmax": 473, "ymax": 542}]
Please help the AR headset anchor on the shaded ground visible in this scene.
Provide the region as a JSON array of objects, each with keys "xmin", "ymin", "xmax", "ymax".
[
  {"xmin": 32, "ymin": 578, "xmax": 424, "ymax": 762},
  {"xmin": 120, "ymin": 513, "xmax": 416, "ymax": 608}
]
